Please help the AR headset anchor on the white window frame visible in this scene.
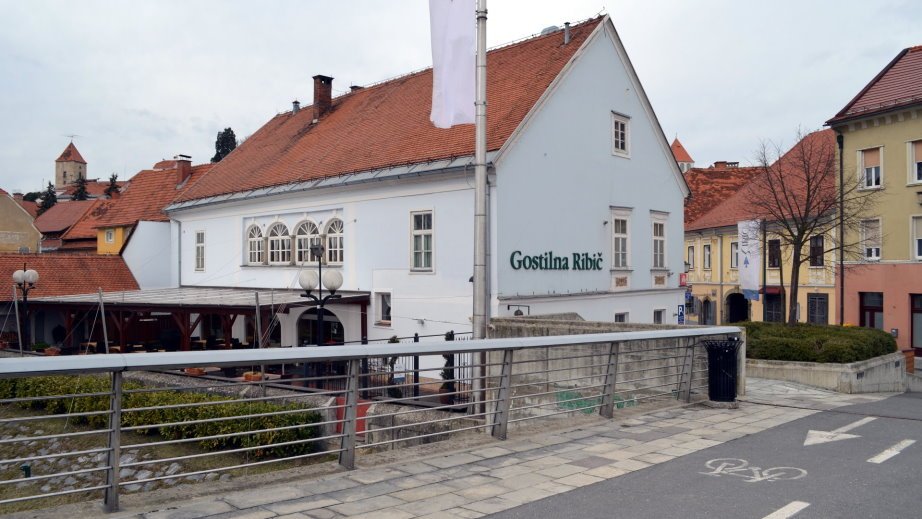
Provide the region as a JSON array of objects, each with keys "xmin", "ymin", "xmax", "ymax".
[
  {"xmin": 614, "ymin": 312, "xmax": 629, "ymax": 323},
  {"xmin": 861, "ymin": 218, "xmax": 881, "ymax": 261},
  {"xmin": 611, "ymin": 207, "xmax": 632, "ymax": 270},
  {"xmin": 194, "ymin": 231, "xmax": 205, "ymax": 272},
  {"xmin": 105, "ymin": 229, "xmax": 115, "ymax": 243},
  {"xmin": 686, "ymin": 245, "xmax": 694, "ymax": 270},
  {"xmin": 267, "ymin": 222, "xmax": 292, "ymax": 265},
  {"xmin": 376, "ymin": 292, "xmax": 392, "ymax": 326},
  {"xmin": 912, "ymin": 215, "xmax": 922, "ymax": 261},
  {"xmin": 730, "ymin": 241, "xmax": 739, "ymax": 269},
  {"xmin": 294, "ymin": 220, "xmax": 322, "ymax": 265},
  {"xmin": 246, "ymin": 225, "xmax": 264, "ymax": 265},
  {"xmin": 325, "ymin": 218, "xmax": 344, "ymax": 266},
  {"xmin": 410, "ymin": 210, "xmax": 434, "ymax": 272},
  {"xmin": 909, "ymin": 139, "xmax": 922, "ymax": 184},
  {"xmin": 611, "ymin": 112, "xmax": 631, "ymax": 158},
  {"xmin": 858, "ymin": 147, "xmax": 883, "ymax": 189},
  {"xmin": 703, "ymin": 244, "xmax": 712, "ymax": 270},
  {"xmin": 651, "ymin": 211, "xmax": 668, "ymax": 270},
  {"xmin": 653, "ymin": 309, "xmax": 665, "ymax": 325}
]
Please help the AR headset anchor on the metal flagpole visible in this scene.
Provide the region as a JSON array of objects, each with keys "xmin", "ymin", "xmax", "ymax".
[
  {"xmin": 98, "ymin": 289, "xmax": 110, "ymax": 354},
  {"xmin": 472, "ymin": 0, "xmax": 488, "ymax": 340}
]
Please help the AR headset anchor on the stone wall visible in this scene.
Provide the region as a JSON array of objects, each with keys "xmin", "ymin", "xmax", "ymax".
[{"xmin": 746, "ymin": 351, "xmax": 906, "ymax": 393}]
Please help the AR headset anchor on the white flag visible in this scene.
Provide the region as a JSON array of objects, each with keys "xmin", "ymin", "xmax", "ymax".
[
  {"xmin": 738, "ymin": 220, "xmax": 761, "ymax": 301},
  {"xmin": 429, "ymin": 0, "xmax": 475, "ymax": 128}
]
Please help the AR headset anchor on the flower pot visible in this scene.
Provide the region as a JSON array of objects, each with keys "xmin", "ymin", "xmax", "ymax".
[
  {"xmin": 44, "ymin": 347, "xmax": 61, "ymax": 356},
  {"xmin": 184, "ymin": 367, "xmax": 205, "ymax": 376},
  {"xmin": 243, "ymin": 371, "xmax": 264, "ymax": 382}
]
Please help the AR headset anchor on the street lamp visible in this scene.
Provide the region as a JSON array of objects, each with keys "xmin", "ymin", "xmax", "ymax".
[
  {"xmin": 12, "ymin": 264, "xmax": 39, "ymax": 350},
  {"xmin": 298, "ymin": 243, "xmax": 343, "ymax": 347}
]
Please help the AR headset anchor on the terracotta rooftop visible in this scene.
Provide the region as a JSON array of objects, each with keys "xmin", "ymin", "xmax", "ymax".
[
  {"xmin": 176, "ymin": 17, "xmax": 604, "ymax": 203},
  {"xmin": 671, "ymin": 138, "xmax": 693, "ymax": 163},
  {"xmin": 61, "ymin": 179, "xmax": 126, "ymax": 198},
  {"xmin": 0, "ymin": 190, "xmax": 37, "ymax": 218},
  {"xmin": 55, "ymin": 142, "xmax": 87, "ymax": 164},
  {"xmin": 687, "ymin": 130, "xmax": 836, "ymax": 231},
  {"xmin": 0, "ymin": 253, "xmax": 138, "ymax": 301},
  {"xmin": 828, "ymin": 45, "xmax": 922, "ymax": 124},
  {"xmin": 33, "ymin": 200, "xmax": 97, "ymax": 234},
  {"xmin": 93, "ymin": 163, "xmax": 213, "ymax": 228},
  {"xmin": 60, "ymin": 200, "xmax": 113, "ymax": 240},
  {"xmin": 683, "ymin": 163, "xmax": 760, "ymax": 225}
]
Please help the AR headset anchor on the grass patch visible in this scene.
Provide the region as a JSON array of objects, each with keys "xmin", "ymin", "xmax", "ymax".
[{"xmin": 742, "ymin": 322, "xmax": 897, "ymax": 363}]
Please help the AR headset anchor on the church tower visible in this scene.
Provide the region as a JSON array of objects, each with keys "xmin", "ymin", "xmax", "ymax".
[{"xmin": 55, "ymin": 142, "xmax": 87, "ymax": 189}]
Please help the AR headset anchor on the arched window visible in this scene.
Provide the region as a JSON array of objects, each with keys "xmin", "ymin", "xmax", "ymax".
[
  {"xmin": 326, "ymin": 218, "xmax": 344, "ymax": 265},
  {"xmin": 295, "ymin": 221, "xmax": 322, "ymax": 264},
  {"xmin": 246, "ymin": 226, "xmax": 264, "ymax": 265},
  {"xmin": 267, "ymin": 223, "xmax": 291, "ymax": 265}
]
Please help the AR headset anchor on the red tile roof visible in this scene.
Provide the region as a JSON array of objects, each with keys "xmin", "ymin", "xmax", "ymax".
[
  {"xmin": 176, "ymin": 18, "xmax": 604, "ymax": 203},
  {"xmin": 671, "ymin": 138, "xmax": 693, "ymax": 163},
  {"xmin": 56, "ymin": 142, "xmax": 87, "ymax": 164},
  {"xmin": 60, "ymin": 200, "xmax": 113, "ymax": 240},
  {"xmin": 61, "ymin": 179, "xmax": 126, "ymax": 198},
  {"xmin": 687, "ymin": 130, "xmax": 836, "ymax": 231},
  {"xmin": 0, "ymin": 253, "xmax": 138, "ymax": 301},
  {"xmin": 17, "ymin": 200, "xmax": 38, "ymax": 218},
  {"xmin": 683, "ymin": 163, "xmax": 760, "ymax": 225},
  {"xmin": 33, "ymin": 200, "xmax": 97, "ymax": 234},
  {"xmin": 93, "ymin": 163, "xmax": 214, "ymax": 227},
  {"xmin": 828, "ymin": 45, "xmax": 922, "ymax": 124}
]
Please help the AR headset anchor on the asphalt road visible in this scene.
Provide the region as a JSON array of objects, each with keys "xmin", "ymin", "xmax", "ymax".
[{"xmin": 489, "ymin": 393, "xmax": 922, "ymax": 519}]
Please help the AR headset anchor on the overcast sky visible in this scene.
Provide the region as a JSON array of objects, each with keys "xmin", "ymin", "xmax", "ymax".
[{"xmin": 1, "ymin": 0, "xmax": 920, "ymax": 193}]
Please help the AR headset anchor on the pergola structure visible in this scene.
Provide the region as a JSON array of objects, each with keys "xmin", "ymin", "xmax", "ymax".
[{"xmin": 30, "ymin": 287, "xmax": 370, "ymax": 353}]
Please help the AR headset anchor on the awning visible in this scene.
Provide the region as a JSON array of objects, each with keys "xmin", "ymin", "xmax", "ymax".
[{"xmin": 759, "ymin": 286, "xmax": 785, "ymax": 295}]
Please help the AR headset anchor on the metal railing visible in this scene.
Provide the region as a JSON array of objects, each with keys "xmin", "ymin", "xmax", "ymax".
[{"xmin": 0, "ymin": 326, "xmax": 741, "ymax": 512}]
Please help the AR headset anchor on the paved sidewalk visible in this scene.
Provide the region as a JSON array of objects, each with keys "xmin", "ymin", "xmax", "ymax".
[{"xmin": 20, "ymin": 379, "xmax": 898, "ymax": 519}]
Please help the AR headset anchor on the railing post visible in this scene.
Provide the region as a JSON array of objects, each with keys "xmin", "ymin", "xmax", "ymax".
[
  {"xmin": 413, "ymin": 333, "xmax": 420, "ymax": 398},
  {"xmin": 103, "ymin": 371, "xmax": 122, "ymax": 512},
  {"xmin": 678, "ymin": 338, "xmax": 696, "ymax": 403},
  {"xmin": 339, "ymin": 358, "xmax": 360, "ymax": 470},
  {"xmin": 491, "ymin": 349, "xmax": 514, "ymax": 440},
  {"xmin": 360, "ymin": 336, "xmax": 369, "ymax": 400},
  {"xmin": 599, "ymin": 342, "xmax": 621, "ymax": 419}
]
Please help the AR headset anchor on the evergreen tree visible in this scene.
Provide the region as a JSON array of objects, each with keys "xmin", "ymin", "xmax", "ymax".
[
  {"xmin": 38, "ymin": 182, "xmax": 57, "ymax": 215},
  {"xmin": 104, "ymin": 173, "xmax": 120, "ymax": 198},
  {"xmin": 22, "ymin": 191, "xmax": 41, "ymax": 202},
  {"xmin": 211, "ymin": 127, "xmax": 237, "ymax": 163},
  {"xmin": 72, "ymin": 176, "xmax": 89, "ymax": 200}
]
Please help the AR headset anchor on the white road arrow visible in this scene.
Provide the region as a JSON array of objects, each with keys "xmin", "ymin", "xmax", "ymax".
[{"xmin": 804, "ymin": 417, "xmax": 876, "ymax": 446}]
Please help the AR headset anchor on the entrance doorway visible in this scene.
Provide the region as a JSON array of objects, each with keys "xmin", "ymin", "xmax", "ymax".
[
  {"xmin": 700, "ymin": 298, "xmax": 714, "ymax": 325},
  {"xmin": 297, "ymin": 308, "xmax": 344, "ymax": 346},
  {"xmin": 725, "ymin": 293, "xmax": 749, "ymax": 323}
]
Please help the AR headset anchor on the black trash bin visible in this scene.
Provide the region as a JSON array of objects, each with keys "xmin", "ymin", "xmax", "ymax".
[{"xmin": 703, "ymin": 338, "xmax": 740, "ymax": 402}]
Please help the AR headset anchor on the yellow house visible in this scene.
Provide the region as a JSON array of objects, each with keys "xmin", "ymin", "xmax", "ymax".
[
  {"xmin": 683, "ymin": 133, "xmax": 838, "ymax": 325},
  {"xmin": 826, "ymin": 45, "xmax": 922, "ymax": 350}
]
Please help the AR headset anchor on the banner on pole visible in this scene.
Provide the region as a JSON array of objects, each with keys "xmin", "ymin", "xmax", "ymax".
[
  {"xmin": 429, "ymin": 0, "xmax": 475, "ymax": 128},
  {"xmin": 738, "ymin": 220, "xmax": 761, "ymax": 301}
]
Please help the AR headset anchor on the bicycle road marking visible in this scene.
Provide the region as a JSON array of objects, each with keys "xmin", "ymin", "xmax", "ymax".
[
  {"xmin": 867, "ymin": 439, "xmax": 916, "ymax": 464},
  {"xmin": 762, "ymin": 501, "xmax": 810, "ymax": 519},
  {"xmin": 700, "ymin": 458, "xmax": 807, "ymax": 483}
]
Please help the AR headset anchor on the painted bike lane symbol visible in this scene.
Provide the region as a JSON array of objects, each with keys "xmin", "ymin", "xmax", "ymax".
[{"xmin": 700, "ymin": 458, "xmax": 807, "ymax": 483}]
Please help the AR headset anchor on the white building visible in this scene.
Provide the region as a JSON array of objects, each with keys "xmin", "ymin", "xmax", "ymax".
[{"xmin": 164, "ymin": 16, "xmax": 689, "ymax": 347}]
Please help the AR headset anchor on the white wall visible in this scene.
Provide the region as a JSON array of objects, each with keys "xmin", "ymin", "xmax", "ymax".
[{"xmin": 123, "ymin": 221, "xmax": 173, "ymax": 289}]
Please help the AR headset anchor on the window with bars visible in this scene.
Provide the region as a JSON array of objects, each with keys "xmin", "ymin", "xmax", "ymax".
[
  {"xmin": 411, "ymin": 211, "xmax": 433, "ymax": 271},
  {"xmin": 326, "ymin": 218, "xmax": 344, "ymax": 265},
  {"xmin": 194, "ymin": 231, "xmax": 205, "ymax": 271},
  {"xmin": 612, "ymin": 217, "xmax": 629, "ymax": 268},
  {"xmin": 611, "ymin": 113, "xmax": 630, "ymax": 157},
  {"xmin": 246, "ymin": 226, "xmax": 264, "ymax": 265},
  {"xmin": 295, "ymin": 221, "xmax": 322, "ymax": 264},
  {"xmin": 809, "ymin": 235, "xmax": 824, "ymax": 267},
  {"xmin": 860, "ymin": 147, "xmax": 882, "ymax": 189},
  {"xmin": 861, "ymin": 219, "xmax": 881, "ymax": 260},
  {"xmin": 768, "ymin": 239, "xmax": 781, "ymax": 268},
  {"xmin": 614, "ymin": 312, "xmax": 629, "ymax": 323},
  {"xmin": 653, "ymin": 309, "xmax": 665, "ymax": 324},
  {"xmin": 652, "ymin": 221, "xmax": 666, "ymax": 269},
  {"xmin": 267, "ymin": 223, "xmax": 291, "ymax": 265}
]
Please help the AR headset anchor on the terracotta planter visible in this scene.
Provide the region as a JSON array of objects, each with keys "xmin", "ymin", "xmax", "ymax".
[
  {"xmin": 243, "ymin": 371, "xmax": 264, "ymax": 382},
  {"xmin": 44, "ymin": 347, "xmax": 61, "ymax": 356},
  {"xmin": 184, "ymin": 367, "xmax": 206, "ymax": 376}
]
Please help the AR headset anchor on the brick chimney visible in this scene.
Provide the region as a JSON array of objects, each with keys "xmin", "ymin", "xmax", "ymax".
[
  {"xmin": 312, "ymin": 75, "xmax": 334, "ymax": 121},
  {"xmin": 12, "ymin": 192, "xmax": 23, "ymax": 201},
  {"xmin": 174, "ymin": 154, "xmax": 192, "ymax": 185}
]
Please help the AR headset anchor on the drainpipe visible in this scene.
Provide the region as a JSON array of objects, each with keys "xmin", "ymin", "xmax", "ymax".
[{"xmin": 837, "ymin": 132, "xmax": 845, "ymax": 326}]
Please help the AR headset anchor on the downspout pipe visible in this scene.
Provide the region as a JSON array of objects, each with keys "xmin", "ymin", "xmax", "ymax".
[{"xmin": 837, "ymin": 132, "xmax": 845, "ymax": 326}]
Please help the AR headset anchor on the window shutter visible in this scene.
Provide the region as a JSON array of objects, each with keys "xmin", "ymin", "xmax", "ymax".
[{"xmin": 862, "ymin": 148, "xmax": 880, "ymax": 168}]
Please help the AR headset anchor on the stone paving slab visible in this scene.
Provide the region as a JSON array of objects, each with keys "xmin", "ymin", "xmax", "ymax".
[{"xmin": 15, "ymin": 378, "xmax": 902, "ymax": 519}]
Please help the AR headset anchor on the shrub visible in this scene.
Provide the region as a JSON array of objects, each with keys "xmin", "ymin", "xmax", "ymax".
[
  {"xmin": 742, "ymin": 322, "xmax": 897, "ymax": 363},
  {"xmin": 1, "ymin": 375, "xmax": 322, "ymax": 458}
]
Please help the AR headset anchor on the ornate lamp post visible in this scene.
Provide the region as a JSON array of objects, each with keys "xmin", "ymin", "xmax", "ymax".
[
  {"xmin": 298, "ymin": 244, "xmax": 343, "ymax": 383},
  {"xmin": 12, "ymin": 264, "xmax": 39, "ymax": 350}
]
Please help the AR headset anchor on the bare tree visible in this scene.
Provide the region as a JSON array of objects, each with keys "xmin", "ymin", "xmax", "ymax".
[{"xmin": 744, "ymin": 128, "xmax": 877, "ymax": 325}]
